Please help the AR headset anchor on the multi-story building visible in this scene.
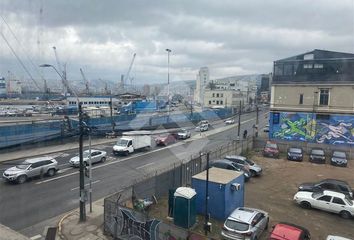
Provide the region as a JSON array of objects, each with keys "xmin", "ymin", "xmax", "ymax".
[
  {"xmin": 7, "ymin": 79, "xmax": 22, "ymax": 95},
  {"xmin": 0, "ymin": 77, "xmax": 6, "ymax": 96},
  {"xmin": 194, "ymin": 67, "xmax": 209, "ymax": 105},
  {"xmin": 270, "ymin": 49, "xmax": 354, "ymax": 145},
  {"xmin": 203, "ymin": 89, "xmax": 246, "ymax": 108}
]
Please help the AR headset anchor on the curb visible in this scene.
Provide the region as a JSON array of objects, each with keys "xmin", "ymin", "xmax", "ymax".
[{"xmin": 57, "ymin": 210, "xmax": 77, "ymax": 240}]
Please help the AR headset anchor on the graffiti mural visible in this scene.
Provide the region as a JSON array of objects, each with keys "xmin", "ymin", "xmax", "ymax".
[{"xmin": 270, "ymin": 112, "xmax": 354, "ymax": 145}]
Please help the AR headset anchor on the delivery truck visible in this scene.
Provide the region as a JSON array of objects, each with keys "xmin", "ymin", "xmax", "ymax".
[{"xmin": 113, "ymin": 131, "xmax": 152, "ymax": 155}]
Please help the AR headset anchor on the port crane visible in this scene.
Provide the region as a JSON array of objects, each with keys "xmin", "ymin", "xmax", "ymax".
[
  {"xmin": 53, "ymin": 46, "xmax": 72, "ymax": 95},
  {"xmin": 120, "ymin": 53, "xmax": 136, "ymax": 92},
  {"xmin": 80, "ymin": 68, "xmax": 90, "ymax": 95}
]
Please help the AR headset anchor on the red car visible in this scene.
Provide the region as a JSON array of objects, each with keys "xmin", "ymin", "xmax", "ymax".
[
  {"xmin": 155, "ymin": 134, "xmax": 177, "ymax": 146},
  {"xmin": 270, "ymin": 222, "xmax": 310, "ymax": 240},
  {"xmin": 263, "ymin": 141, "xmax": 279, "ymax": 158}
]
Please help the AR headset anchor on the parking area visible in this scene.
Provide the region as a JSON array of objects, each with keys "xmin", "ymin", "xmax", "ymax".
[{"xmin": 246, "ymin": 151, "xmax": 353, "ymax": 239}]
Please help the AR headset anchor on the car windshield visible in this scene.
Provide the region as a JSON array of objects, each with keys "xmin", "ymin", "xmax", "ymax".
[
  {"xmin": 245, "ymin": 159, "xmax": 254, "ymax": 166},
  {"xmin": 311, "ymin": 149, "xmax": 324, "ymax": 155},
  {"xmin": 289, "ymin": 148, "xmax": 302, "ymax": 153},
  {"xmin": 344, "ymin": 196, "xmax": 353, "ymax": 206},
  {"xmin": 333, "ymin": 151, "xmax": 346, "ymax": 158},
  {"xmin": 16, "ymin": 164, "xmax": 30, "ymax": 170},
  {"xmin": 117, "ymin": 139, "xmax": 129, "ymax": 146},
  {"xmin": 312, "ymin": 191, "xmax": 323, "ymax": 198},
  {"xmin": 224, "ymin": 219, "xmax": 249, "ymax": 231},
  {"xmin": 266, "ymin": 143, "xmax": 277, "ymax": 148}
]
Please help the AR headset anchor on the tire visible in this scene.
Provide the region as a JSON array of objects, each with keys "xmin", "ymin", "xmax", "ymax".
[
  {"xmin": 265, "ymin": 218, "xmax": 269, "ymax": 230},
  {"xmin": 101, "ymin": 157, "xmax": 106, "ymax": 163},
  {"xmin": 17, "ymin": 175, "xmax": 27, "ymax": 184},
  {"xmin": 300, "ymin": 201, "xmax": 311, "ymax": 209},
  {"xmin": 47, "ymin": 168, "xmax": 55, "ymax": 177},
  {"xmin": 340, "ymin": 210, "xmax": 352, "ymax": 219},
  {"xmin": 250, "ymin": 170, "xmax": 256, "ymax": 177}
]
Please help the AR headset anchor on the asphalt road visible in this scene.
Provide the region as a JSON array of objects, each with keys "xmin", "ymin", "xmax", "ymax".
[{"xmin": 0, "ymin": 109, "xmax": 269, "ymax": 231}]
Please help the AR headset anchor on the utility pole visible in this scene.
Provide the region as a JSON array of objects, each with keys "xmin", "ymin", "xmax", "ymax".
[
  {"xmin": 78, "ymin": 102, "xmax": 86, "ymax": 221},
  {"xmin": 204, "ymin": 152, "xmax": 210, "ymax": 236},
  {"xmin": 88, "ymin": 130, "xmax": 93, "ymax": 213},
  {"xmin": 255, "ymin": 105, "xmax": 259, "ymax": 137},
  {"xmin": 166, "ymin": 49, "xmax": 171, "ymax": 119},
  {"xmin": 237, "ymin": 100, "xmax": 242, "ymax": 139}
]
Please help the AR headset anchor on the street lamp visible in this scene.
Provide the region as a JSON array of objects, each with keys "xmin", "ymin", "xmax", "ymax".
[
  {"xmin": 166, "ymin": 48, "xmax": 171, "ymax": 118},
  {"xmin": 40, "ymin": 64, "xmax": 86, "ymax": 222}
]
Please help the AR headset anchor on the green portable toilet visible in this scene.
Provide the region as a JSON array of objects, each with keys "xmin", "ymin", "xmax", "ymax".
[{"xmin": 173, "ymin": 187, "xmax": 197, "ymax": 229}]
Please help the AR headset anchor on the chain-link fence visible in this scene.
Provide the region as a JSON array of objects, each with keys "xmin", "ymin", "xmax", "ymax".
[{"xmin": 104, "ymin": 137, "xmax": 253, "ymax": 239}]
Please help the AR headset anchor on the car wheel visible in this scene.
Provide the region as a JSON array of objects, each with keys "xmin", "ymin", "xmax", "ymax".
[
  {"xmin": 17, "ymin": 175, "xmax": 27, "ymax": 184},
  {"xmin": 340, "ymin": 210, "xmax": 352, "ymax": 219},
  {"xmin": 300, "ymin": 201, "xmax": 311, "ymax": 209},
  {"xmin": 47, "ymin": 168, "xmax": 56, "ymax": 177},
  {"xmin": 265, "ymin": 218, "xmax": 269, "ymax": 230},
  {"xmin": 101, "ymin": 157, "xmax": 106, "ymax": 163},
  {"xmin": 250, "ymin": 170, "xmax": 256, "ymax": 177}
]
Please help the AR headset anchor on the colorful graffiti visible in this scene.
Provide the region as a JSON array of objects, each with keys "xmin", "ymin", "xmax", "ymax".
[{"xmin": 270, "ymin": 112, "xmax": 354, "ymax": 145}]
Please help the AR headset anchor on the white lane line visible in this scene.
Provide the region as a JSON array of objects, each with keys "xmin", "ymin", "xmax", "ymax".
[
  {"xmin": 136, "ymin": 162, "xmax": 155, "ymax": 170},
  {"xmin": 71, "ymin": 180, "xmax": 101, "ymax": 191},
  {"xmin": 35, "ymin": 115, "xmax": 262, "ymax": 185},
  {"xmin": 30, "ymin": 235, "xmax": 42, "ymax": 240},
  {"xmin": 59, "ymin": 163, "xmax": 70, "ymax": 167},
  {"xmin": 57, "ymin": 167, "xmax": 72, "ymax": 174}
]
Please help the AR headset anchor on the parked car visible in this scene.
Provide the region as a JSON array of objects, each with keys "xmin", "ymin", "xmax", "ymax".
[
  {"xmin": 293, "ymin": 190, "xmax": 354, "ymax": 219},
  {"xmin": 198, "ymin": 120, "xmax": 210, "ymax": 126},
  {"xmin": 211, "ymin": 159, "xmax": 251, "ymax": 181},
  {"xmin": 287, "ymin": 147, "xmax": 303, "ymax": 161},
  {"xmin": 196, "ymin": 123, "xmax": 209, "ymax": 132},
  {"xmin": 70, "ymin": 149, "xmax": 107, "ymax": 167},
  {"xmin": 263, "ymin": 141, "xmax": 279, "ymax": 158},
  {"xmin": 224, "ymin": 119, "xmax": 235, "ymax": 125},
  {"xmin": 330, "ymin": 151, "xmax": 348, "ymax": 167},
  {"xmin": 155, "ymin": 134, "xmax": 177, "ymax": 146},
  {"xmin": 326, "ymin": 236, "xmax": 352, "ymax": 240},
  {"xmin": 309, "ymin": 148, "xmax": 326, "ymax": 164},
  {"xmin": 269, "ymin": 222, "xmax": 310, "ymax": 240},
  {"xmin": 263, "ymin": 124, "xmax": 270, "ymax": 132},
  {"xmin": 221, "ymin": 207, "xmax": 269, "ymax": 240},
  {"xmin": 224, "ymin": 155, "xmax": 262, "ymax": 177},
  {"xmin": 3, "ymin": 156, "xmax": 59, "ymax": 184},
  {"xmin": 298, "ymin": 179, "xmax": 353, "ymax": 199},
  {"xmin": 177, "ymin": 128, "xmax": 191, "ymax": 139}
]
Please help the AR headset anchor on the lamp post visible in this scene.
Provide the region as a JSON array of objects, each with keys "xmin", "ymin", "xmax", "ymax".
[
  {"xmin": 40, "ymin": 64, "xmax": 86, "ymax": 222},
  {"xmin": 166, "ymin": 48, "xmax": 171, "ymax": 118}
]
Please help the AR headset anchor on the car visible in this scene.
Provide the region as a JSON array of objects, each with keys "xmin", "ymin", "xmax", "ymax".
[
  {"xmin": 2, "ymin": 156, "xmax": 59, "ymax": 184},
  {"xmin": 326, "ymin": 236, "xmax": 352, "ymax": 240},
  {"xmin": 155, "ymin": 134, "xmax": 177, "ymax": 146},
  {"xmin": 269, "ymin": 222, "xmax": 310, "ymax": 240},
  {"xmin": 196, "ymin": 123, "xmax": 209, "ymax": 132},
  {"xmin": 224, "ymin": 119, "xmax": 235, "ymax": 125},
  {"xmin": 263, "ymin": 141, "xmax": 279, "ymax": 158},
  {"xmin": 177, "ymin": 129, "xmax": 191, "ymax": 139},
  {"xmin": 287, "ymin": 147, "xmax": 303, "ymax": 161},
  {"xmin": 298, "ymin": 179, "xmax": 353, "ymax": 199},
  {"xmin": 198, "ymin": 120, "xmax": 210, "ymax": 126},
  {"xmin": 224, "ymin": 155, "xmax": 262, "ymax": 177},
  {"xmin": 69, "ymin": 149, "xmax": 107, "ymax": 167},
  {"xmin": 293, "ymin": 190, "xmax": 354, "ymax": 219},
  {"xmin": 211, "ymin": 159, "xmax": 251, "ymax": 181},
  {"xmin": 309, "ymin": 148, "xmax": 326, "ymax": 164},
  {"xmin": 330, "ymin": 151, "xmax": 348, "ymax": 167},
  {"xmin": 221, "ymin": 207, "xmax": 269, "ymax": 240},
  {"xmin": 263, "ymin": 124, "xmax": 269, "ymax": 132}
]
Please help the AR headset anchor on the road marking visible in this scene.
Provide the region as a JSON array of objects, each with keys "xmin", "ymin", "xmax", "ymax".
[
  {"xmin": 71, "ymin": 180, "xmax": 101, "ymax": 191},
  {"xmin": 136, "ymin": 162, "xmax": 155, "ymax": 169},
  {"xmin": 34, "ymin": 115, "xmax": 262, "ymax": 185},
  {"xmin": 30, "ymin": 235, "xmax": 42, "ymax": 240},
  {"xmin": 57, "ymin": 167, "xmax": 72, "ymax": 174}
]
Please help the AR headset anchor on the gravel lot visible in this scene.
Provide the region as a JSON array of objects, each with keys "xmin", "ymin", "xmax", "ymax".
[{"xmin": 246, "ymin": 151, "xmax": 354, "ymax": 239}]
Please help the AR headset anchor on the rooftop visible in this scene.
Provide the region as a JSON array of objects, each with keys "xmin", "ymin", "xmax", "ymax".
[{"xmin": 192, "ymin": 167, "xmax": 242, "ymax": 184}]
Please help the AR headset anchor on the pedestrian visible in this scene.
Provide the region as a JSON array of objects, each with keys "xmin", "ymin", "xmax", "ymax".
[{"xmin": 243, "ymin": 129, "xmax": 248, "ymax": 139}]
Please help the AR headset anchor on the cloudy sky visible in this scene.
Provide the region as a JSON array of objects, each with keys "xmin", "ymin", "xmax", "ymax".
[{"xmin": 0, "ymin": 0, "xmax": 354, "ymax": 90}]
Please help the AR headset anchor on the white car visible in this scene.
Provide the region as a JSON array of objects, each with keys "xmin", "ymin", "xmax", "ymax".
[
  {"xmin": 196, "ymin": 123, "xmax": 209, "ymax": 132},
  {"xmin": 293, "ymin": 190, "xmax": 354, "ymax": 219},
  {"xmin": 69, "ymin": 149, "xmax": 107, "ymax": 167},
  {"xmin": 327, "ymin": 236, "xmax": 352, "ymax": 240},
  {"xmin": 224, "ymin": 119, "xmax": 235, "ymax": 125}
]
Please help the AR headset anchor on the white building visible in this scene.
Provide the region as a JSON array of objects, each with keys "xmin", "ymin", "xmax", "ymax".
[
  {"xmin": 0, "ymin": 77, "xmax": 6, "ymax": 96},
  {"xmin": 7, "ymin": 79, "xmax": 22, "ymax": 95},
  {"xmin": 194, "ymin": 67, "xmax": 210, "ymax": 106}
]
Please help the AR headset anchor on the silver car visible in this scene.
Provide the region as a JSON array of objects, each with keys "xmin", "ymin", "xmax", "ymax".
[
  {"xmin": 69, "ymin": 149, "xmax": 107, "ymax": 167},
  {"xmin": 225, "ymin": 155, "xmax": 262, "ymax": 177},
  {"xmin": 221, "ymin": 207, "xmax": 269, "ymax": 240},
  {"xmin": 177, "ymin": 129, "xmax": 191, "ymax": 139},
  {"xmin": 2, "ymin": 156, "xmax": 58, "ymax": 184}
]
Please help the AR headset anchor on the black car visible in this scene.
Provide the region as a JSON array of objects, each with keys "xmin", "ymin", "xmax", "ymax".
[
  {"xmin": 211, "ymin": 159, "xmax": 251, "ymax": 182},
  {"xmin": 309, "ymin": 148, "xmax": 326, "ymax": 164},
  {"xmin": 330, "ymin": 151, "xmax": 348, "ymax": 167},
  {"xmin": 287, "ymin": 147, "xmax": 303, "ymax": 161},
  {"xmin": 298, "ymin": 179, "xmax": 353, "ymax": 199}
]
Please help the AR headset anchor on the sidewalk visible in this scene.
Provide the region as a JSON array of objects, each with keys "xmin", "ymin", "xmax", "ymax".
[{"xmin": 57, "ymin": 199, "xmax": 109, "ymax": 240}]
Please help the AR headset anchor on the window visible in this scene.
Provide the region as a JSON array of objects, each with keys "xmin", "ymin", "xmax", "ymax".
[
  {"xmin": 220, "ymin": 93, "xmax": 223, "ymax": 97},
  {"xmin": 209, "ymin": 101, "xmax": 211, "ymax": 104},
  {"xmin": 318, "ymin": 195, "xmax": 332, "ymax": 202},
  {"xmin": 332, "ymin": 197, "xmax": 345, "ymax": 205},
  {"xmin": 314, "ymin": 63, "xmax": 323, "ymax": 69},
  {"xmin": 216, "ymin": 101, "xmax": 219, "ymax": 105},
  {"xmin": 299, "ymin": 94, "xmax": 303, "ymax": 105},
  {"xmin": 216, "ymin": 93, "xmax": 219, "ymax": 97},
  {"xmin": 220, "ymin": 100, "xmax": 223, "ymax": 105},
  {"xmin": 274, "ymin": 64, "xmax": 283, "ymax": 75},
  {"xmin": 304, "ymin": 54, "xmax": 314, "ymax": 60},
  {"xmin": 303, "ymin": 64, "xmax": 313, "ymax": 69},
  {"xmin": 212, "ymin": 93, "xmax": 215, "ymax": 97},
  {"xmin": 284, "ymin": 64, "xmax": 293, "ymax": 75},
  {"xmin": 319, "ymin": 89, "xmax": 329, "ymax": 105}
]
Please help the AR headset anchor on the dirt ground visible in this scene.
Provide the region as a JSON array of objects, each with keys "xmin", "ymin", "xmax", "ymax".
[{"xmin": 148, "ymin": 150, "xmax": 354, "ymax": 239}]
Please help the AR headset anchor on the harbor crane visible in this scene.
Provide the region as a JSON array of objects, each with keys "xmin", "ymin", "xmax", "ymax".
[
  {"xmin": 53, "ymin": 46, "xmax": 72, "ymax": 95},
  {"xmin": 80, "ymin": 68, "xmax": 90, "ymax": 95},
  {"xmin": 121, "ymin": 53, "xmax": 136, "ymax": 92}
]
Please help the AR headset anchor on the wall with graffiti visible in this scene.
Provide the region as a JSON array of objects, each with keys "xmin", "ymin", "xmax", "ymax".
[{"xmin": 270, "ymin": 112, "xmax": 354, "ymax": 145}]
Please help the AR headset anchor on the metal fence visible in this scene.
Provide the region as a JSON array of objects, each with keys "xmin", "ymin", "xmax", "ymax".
[{"xmin": 104, "ymin": 137, "xmax": 253, "ymax": 239}]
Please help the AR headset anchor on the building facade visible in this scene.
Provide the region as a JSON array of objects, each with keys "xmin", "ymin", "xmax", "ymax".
[
  {"xmin": 270, "ymin": 49, "xmax": 354, "ymax": 145},
  {"xmin": 203, "ymin": 89, "xmax": 246, "ymax": 108},
  {"xmin": 0, "ymin": 77, "xmax": 6, "ymax": 96},
  {"xmin": 194, "ymin": 67, "xmax": 209, "ymax": 106}
]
